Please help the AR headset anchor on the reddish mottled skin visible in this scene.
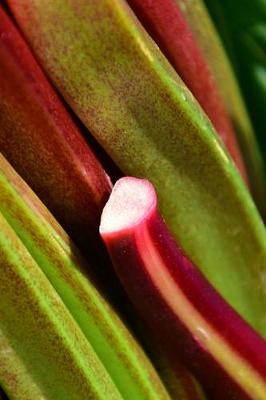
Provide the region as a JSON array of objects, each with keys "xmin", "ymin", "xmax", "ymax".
[
  {"xmin": 0, "ymin": 7, "xmax": 112, "ymax": 253},
  {"xmin": 7, "ymin": 0, "xmax": 266, "ymax": 336},
  {"xmin": 127, "ymin": 0, "xmax": 248, "ymax": 183},
  {"xmin": 0, "ymin": 155, "xmax": 172, "ymax": 400},
  {"xmin": 148, "ymin": 214, "xmax": 266, "ymax": 374},
  {"xmin": 0, "ymin": 214, "xmax": 122, "ymax": 400},
  {"xmin": 101, "ymin": 178, "xmax": 266, "ymax": 400}
]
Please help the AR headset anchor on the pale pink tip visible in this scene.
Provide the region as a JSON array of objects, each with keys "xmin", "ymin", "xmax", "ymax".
[{"xmin": 100, "ymin": 177, "xmax": 157, "ymax": 234}]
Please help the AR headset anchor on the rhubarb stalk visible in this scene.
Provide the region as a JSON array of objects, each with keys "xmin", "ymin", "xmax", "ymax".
[
  {"xmin": 0, "ymin": 154, "xmax": 172, "ymax": 400},
  {"xmin": 126, "ymin": 0, "xmax": 248, "ymax": 182},
  {"xmin": 204, "ymin": 0, "xmax": 266, "ymax": 158},
  {"xmin": 100, "ymin": 177, "xmax": 266, "ymax": 399},
  {"xmin": 7, "ymin": 0, "xmax": 266, "ymax": 335},
  {"xmin": 0, "ymin": 6, "xmax": 112, "ymax": 254},
  {"xmin": 174, "ymin": 0, "xmax": 266, "ymax": 217}
]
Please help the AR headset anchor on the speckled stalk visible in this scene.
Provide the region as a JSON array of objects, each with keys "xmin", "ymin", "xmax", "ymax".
[
  {"xmin": 0, "ymin": 6, "xmax": 112, "ymax": 254},
  {"xmin": 203, "ymin": 0, "xmax": 266, "ymax": 159},
  {"xmin": 0, "ymin": 213, "xmax": 122, "ymax": 400},
  {"xmin": 7, "ymin": 0, "xmax": 266, "ymax": 335},
  {"xmin": 126, "ymin": 0, "xmax": 248, "ymax": 183},
  {"xmin": 0, "ymin": 153, "xmax": 203, "ymax": 400},
  {"xmin": 100, "ymin": 177, "xmax": 266, "ymax": 400},
  {"xmin": 175, "ymin": 0, "xmax": 266, "ymax": 216},
  {"xmin": 0, "ymin": 154, "xmax": 171, "ymax": 400}
]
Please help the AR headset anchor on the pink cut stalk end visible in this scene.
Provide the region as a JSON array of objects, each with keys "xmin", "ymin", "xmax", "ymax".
[
  {"xmin": 100, "ymin": 176, "xmax": 266, "ymax": 399},
  {"xmin": 100, "ymin": 177, "xmax": 156, "ymax": 235}
]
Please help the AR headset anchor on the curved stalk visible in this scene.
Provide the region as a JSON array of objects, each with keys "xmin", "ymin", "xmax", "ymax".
[{"xmin": 101, "ymin": 177, "xmax": 266, "ymax": 399}]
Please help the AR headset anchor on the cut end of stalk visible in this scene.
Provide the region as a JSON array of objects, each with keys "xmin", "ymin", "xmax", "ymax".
[{"xmin": 100, "ymin": 177, "xmax": 156, "ymax": 234}]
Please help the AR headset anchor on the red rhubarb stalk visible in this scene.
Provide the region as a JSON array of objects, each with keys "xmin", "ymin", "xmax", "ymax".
[
  {"xmin": 100, "ymin": 177, "xmax": 266, "ymax": 399},
  {"xmin": 126, "ymin": 0, "xmax": 248, "ymax": 183},
  {"xmin": 0, "ymin": 6, "xmax": 112, "ymax": 253}
]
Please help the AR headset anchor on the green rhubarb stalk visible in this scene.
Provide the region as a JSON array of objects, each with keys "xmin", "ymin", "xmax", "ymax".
[
  {"xmin": 126, "ymin": 0, "xmax": 248, "ymax": 184},
  {"xmin": 0, "ymin": 154, "xmax": 171, "ymax": 400},
  {"xmin": 203, "ymin": 0, "xmax": 266, "ymax": 163},
  {"xmin": 175, "ymin": 0, "xmax": 266, "ymax": 217},
  {"xmin": 0, "ymin": 211, "xmax": 122, "ymax": 400},
  {"xmin": 100, "ymin": 176, "xmax": 266, "ymax": 399},
  {"xmin": 7, "ymin": 0, "xmax": 266, "ymax": 336}
]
